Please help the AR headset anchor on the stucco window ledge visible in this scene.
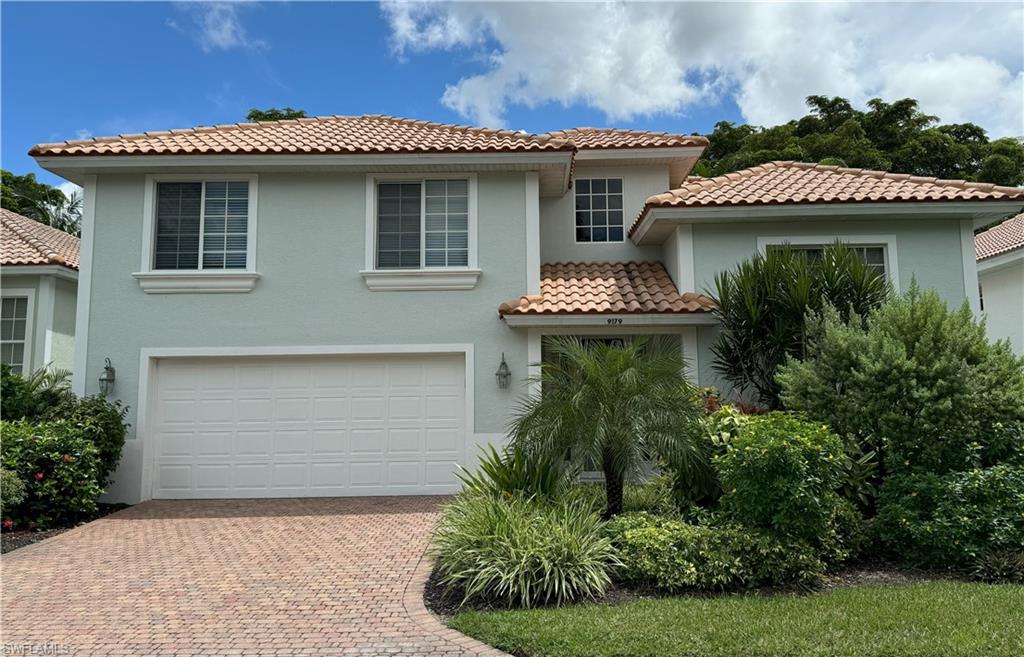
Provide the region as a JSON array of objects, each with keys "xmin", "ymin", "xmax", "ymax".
[
  {"xmin": 132, "ymin": 271, "xmax": 260, "ymax": 294},
  {"xmin": 360, "ymin": 269, "xmax": 482, "ymax": 291}
]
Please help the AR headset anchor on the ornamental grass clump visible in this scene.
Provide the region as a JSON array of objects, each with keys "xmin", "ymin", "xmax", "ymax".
[{"xmin": 431, "ymin": 492, "xmax": 617, "ymax": 608}]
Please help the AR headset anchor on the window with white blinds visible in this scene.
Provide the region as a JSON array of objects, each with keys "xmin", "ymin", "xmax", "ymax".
[
  {"xmin": 376, "ymin": 179, "xmax": 470, "ymax": 269},
  {"xmin": 154, "ymin": 181, "xmax": 250, "ymax": 270},
  {"xmin": 0, "ymin": 296, "xmax": 29, "ymax": 374}
]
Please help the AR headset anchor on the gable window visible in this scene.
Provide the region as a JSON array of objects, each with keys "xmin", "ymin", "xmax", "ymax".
[
  {"xmin": 575, "ymin": 178, "xmax": 624, "ymax": 243},
  {"xmin": 154, "ymin": 181, "xmax": 250, "ymax": 270},
  {"xmin": 376, "ymin": 179, "xmax": 469, "ymax": 269},
  {"xmin": 0, "ymin": 295, "xmax": 31, "ymax": 374}
]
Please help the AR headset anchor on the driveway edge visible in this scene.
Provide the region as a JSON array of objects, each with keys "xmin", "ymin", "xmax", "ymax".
[{"xmin": 402, "ymin": 551, "xmax": 512, "ymax": 657}]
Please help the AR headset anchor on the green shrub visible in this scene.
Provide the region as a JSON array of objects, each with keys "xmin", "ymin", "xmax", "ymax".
[
  {"xmin": 1, "ymin": 467, "xmax": 26, "ymax": 514},
  {"xmin": 0, "ymin": 420, "xmax": 102, "ymax": 528},
  {"xmin": 779, "ymin": 286, "xmax": 1024, "ymax": 477},
  {"xmin": 715, "ymin": 412, "xmax": 846, "ymax": 546},
  {"xmin": 711, "ymin": 242, "xmax": 890, "ymax": 407},
  {"xmin": 42, "ymin": 395, "xmax": 128, "ymax": 488},
  {"xmin": 1, "ymin": 364, "xmax": 73, "ymax": 421},
  {"xmin": 875, "ymin": 464, "xmax": 1024, "ymax": 571},
  {"xmin": 431, "ymin": 492, "xmax": 617, "ymax": 608},
  {"xmin": 971, "ymin": 548, "xmax": 1024, "ymax": 584},
  {"xmin": 604, "ymin": 512, "xmax": 824, "ymax": 591},
  {"xmin": 671, "ymin": 404, "xmax": 753, "ymax": 505},
  {"xmin": 456, "ymin": 444, "xmax": 574, "ymax": 500}
]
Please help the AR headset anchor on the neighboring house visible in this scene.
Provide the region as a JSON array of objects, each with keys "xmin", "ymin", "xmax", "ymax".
[
  {"xmin": 30, "ymin": 115, "xmax": 1024, "ymax": 503},
  {"xmin": 0, "ymin": 208, "xmax": 79, "ymax": 374},
  {"xmin": 976, "ymin": 213, "xmax": 1024, "ymax": 354}
]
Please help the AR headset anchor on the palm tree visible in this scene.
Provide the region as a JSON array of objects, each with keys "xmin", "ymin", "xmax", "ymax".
[{"xmin": 508, "ymin": 336, "xmax": 706, "ymax": 518}]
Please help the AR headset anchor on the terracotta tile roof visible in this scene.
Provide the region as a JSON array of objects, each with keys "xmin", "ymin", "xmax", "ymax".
[
  {"xmin": 499, "ymin": 261, "xmax": 714, "ymax": 315},
  {"xmin": 633, "ymin": 161, "xmax": 1024, "ymax": 236},
  {"xmin": 0, "ymin": 208, "xmax": 80, "ymax": 270},
  {"xmin": 30, "ymin": 115, "xmax": 576, "ymax": 157},
  {"xmin": 30, "ymin": 116, "xmax": 709, "ymax": 158},
  {"xmin": 542, "ymin": 128, "xmax": 708, "ymax": 150},
  {"xmin": 976, "ymin": 213, "xmax": 1024, "ymax": 261}
]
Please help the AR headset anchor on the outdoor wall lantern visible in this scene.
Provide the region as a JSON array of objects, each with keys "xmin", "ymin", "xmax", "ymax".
[
  {"xmin": 98, "ymin": 358, "xmax": 116, "ymax": 395},
  {"xmin": 495, "ymin": 353, "xmax": 512, "ymax": 389}
]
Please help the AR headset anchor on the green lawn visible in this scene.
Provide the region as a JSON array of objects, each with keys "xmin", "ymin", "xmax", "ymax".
[{"xmin": 451, "ymin": 582, "xmax": 1024, "ymax": 657}]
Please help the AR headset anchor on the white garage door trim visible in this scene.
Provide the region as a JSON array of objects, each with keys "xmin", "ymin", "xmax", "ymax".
[{"xmin": 137, "ymin": 344, "xmax": 474, "ymax": 500}]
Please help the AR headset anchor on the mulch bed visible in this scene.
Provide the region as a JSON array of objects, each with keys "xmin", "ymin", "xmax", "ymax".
[
  {"xmin": 423, "ymin": 561, "xmax": 949, "ymax": 618},
  {"xmin": 1, "ymin": 503, "xmax": 130, "ymax": 554}
]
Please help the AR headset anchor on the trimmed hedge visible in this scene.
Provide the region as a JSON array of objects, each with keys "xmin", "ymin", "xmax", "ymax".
[
  {"xmin": 0, "ymin": 421, "xmax": 103, "ymax": 528},
  {"xmin": 604, "ymin": 512, "xmax": 824, "ymax": 591}
]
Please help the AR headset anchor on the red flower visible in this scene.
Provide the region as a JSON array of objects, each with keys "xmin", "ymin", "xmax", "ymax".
[
  {"xmin": 2, "ymin": 519, "xmax": 12, "ymax": 531},
  {"xmin": 34, "ymin": 472, "xmax": 44, "ymax": 481},
  {"xmin": 62, "ymin": 454, "xmax": 72, "ymax": 463}
]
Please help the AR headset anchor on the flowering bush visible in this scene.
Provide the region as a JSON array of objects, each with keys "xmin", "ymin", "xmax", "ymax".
[
  {"xmin": 41, "ymin": 395, "xmax": 129, "ymax": 487},
  {"xmin": 0, "ymin": 421, "xmax": 102, "ymax": 528}
]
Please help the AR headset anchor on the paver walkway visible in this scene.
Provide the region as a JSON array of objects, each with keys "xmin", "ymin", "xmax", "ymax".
[{"xmin": 1, "ymin": 497, "xmax": 505, "ymax": 656}]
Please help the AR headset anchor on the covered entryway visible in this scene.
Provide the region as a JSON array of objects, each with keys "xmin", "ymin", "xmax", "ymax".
[{"xmin": 150, "ymin": 353, "xmax": 467, "ymax": 498}]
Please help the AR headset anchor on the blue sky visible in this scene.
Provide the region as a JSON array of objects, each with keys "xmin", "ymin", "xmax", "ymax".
[{"xmin": 3, "ymin": 2, "xmax": 1020, "ymax": 190}]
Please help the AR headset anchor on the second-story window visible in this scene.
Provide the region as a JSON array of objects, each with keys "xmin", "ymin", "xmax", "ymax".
[
  {"xmin": 154, "ymin": 181, "xmax": 250, "ymax": 270},
  {"xmin": 575, "ymin": 178, "xmax": 624, "ymax": 243},
  {"xmin": 376, "ymin": 179, "xmax": 469, "ymax": 269}
]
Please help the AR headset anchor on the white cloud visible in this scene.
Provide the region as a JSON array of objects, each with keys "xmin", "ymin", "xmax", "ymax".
[
  {"xmin": 170, "ymin": 2, "xmax": 266, "ymax": 54},
  {"xmin": 57, "ymin": 181, "xmax": 83, "ymax": 200},
  {"xmin": 381, "ymin": 1, "xmax": 1024, "ymax": 136}
]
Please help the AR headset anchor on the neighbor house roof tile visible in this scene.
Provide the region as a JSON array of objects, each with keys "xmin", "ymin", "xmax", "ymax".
[
  {"xmin": 976, "ymin": 213, "xmax": 1024, "ymax": 261},
  {"xmin": 542, "ymin": 128, "xmax": 708, "ymax": 150},
  {"xmin": 29, "ymin": 115, "xmax": 576, "ymax": 157},
  {"xmin": 499, "ymin": 261, "xmax": 714, "ymax": 315},
  {"xmin": 0, "ymin": 208, "xmax": 80, "ymax": 270},
  {"xmin": 632, "ymin": 161, "xmax": 1024, "ymax": 236}
]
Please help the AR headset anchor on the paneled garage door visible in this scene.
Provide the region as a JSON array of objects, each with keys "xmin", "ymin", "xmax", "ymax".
[{"xmin": 151, "ymin": 353, "xmax": 466, "ymax": 498}]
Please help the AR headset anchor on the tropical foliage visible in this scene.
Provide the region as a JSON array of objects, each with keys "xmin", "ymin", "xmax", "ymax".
[
  {"xmin": 508, "ymin": 336, "xmax": 706, "ymax": 517},
  {"xmin": 695, "ymin": 96, "xmax": 1024, "ymax": 186},
  {"xmin": 710, "ymin": 242, "xmax": 890, "ymax": 407},
  {"xmin": 1, "ymin": 169, "xmax": 81, "ymax": 236},
  {"xmin": 431, "ymin": 493, "xmax": 617, "ymax": 608}
]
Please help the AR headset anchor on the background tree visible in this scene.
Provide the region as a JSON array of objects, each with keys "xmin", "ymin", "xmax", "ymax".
[
  {"xmin": 694, "ymin": 96, "xmax": 1024, "ymax": 186},
  {"xmin": 246, "ymin": 107, "xmax": 307, "ymax": 122},
  {"xmin": 509, "ymin": 337, "xmax": 706, "ymax": 518},
  {"xmin": 710, "ymin": 243, "xmax": 890, "ymax": 408},
  {"xmin": 1, "ymin": 170, "xmax": 81, "ymax": 236}
]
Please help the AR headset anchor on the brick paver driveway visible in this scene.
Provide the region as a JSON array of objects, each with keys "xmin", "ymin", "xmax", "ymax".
[{"xmin": 1, "ymin": 498, "xmax": 505, "ymax": 656}]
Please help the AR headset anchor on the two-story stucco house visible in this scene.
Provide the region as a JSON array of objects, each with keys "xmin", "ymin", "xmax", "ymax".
[{"xmin": 30, "ymin": 115, "xmax": 1024, "ymax": 503}]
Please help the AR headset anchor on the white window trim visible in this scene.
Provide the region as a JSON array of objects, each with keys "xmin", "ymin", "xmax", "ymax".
[
  {"xmin": 573, "ymin": 177, "xmax": 626, "ymax": 244},
  {"xmin": 135, "ymin": 174, "xmax": 259, "ymax": 294},
  {"xmin": 1, "ymin": 288, "xmax": 36, "ymax": 374},
  {"xmin": 756, "ymin": 235, "xmax": 900, "ymax": 292},
  {"xmin": 362, "ymin": 173, "xmax": 480, "ymax": 291}
]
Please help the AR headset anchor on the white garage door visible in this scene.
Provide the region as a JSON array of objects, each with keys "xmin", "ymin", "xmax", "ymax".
[{"xmin": 151, "ymin": 353, "xmax": 466, "ymax": 498}]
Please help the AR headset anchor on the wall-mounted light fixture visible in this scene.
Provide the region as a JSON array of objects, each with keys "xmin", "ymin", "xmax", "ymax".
[
  {"xmin": 495, "ymin": 353, "xmax": 511, "ymax": 389},
  {"xmin": 98, "ymin": 358, "xmax": 116, "ymax": 395}
]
